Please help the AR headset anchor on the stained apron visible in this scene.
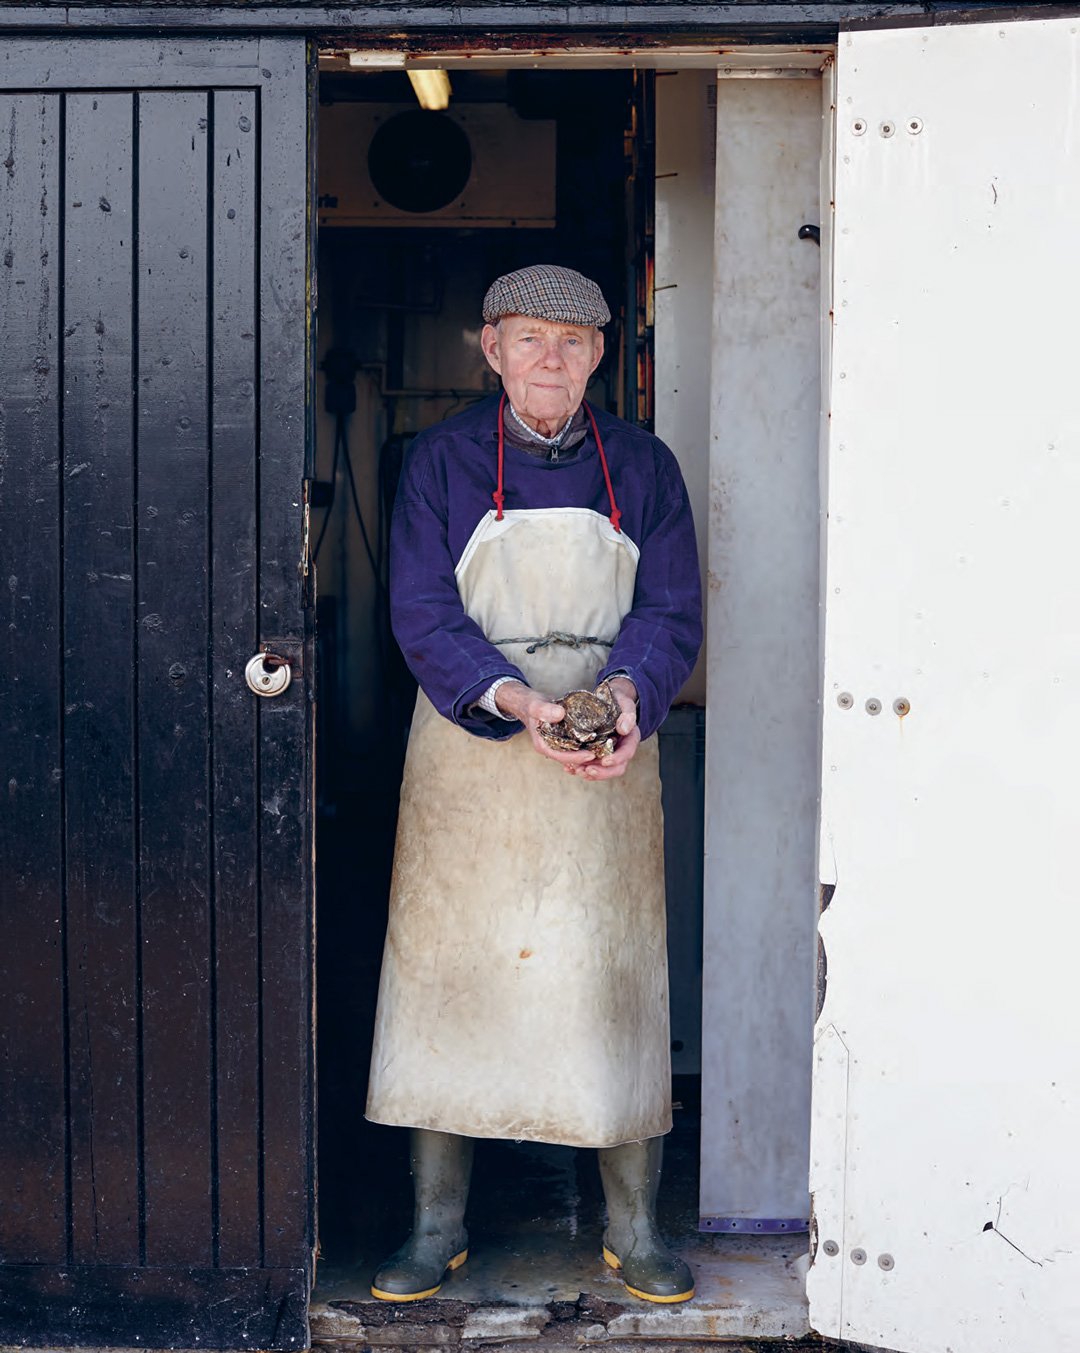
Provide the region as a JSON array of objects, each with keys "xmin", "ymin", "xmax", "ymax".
[{"xmin": 365, "ymin": 505, "xmax": 672, "ymax": 1148}]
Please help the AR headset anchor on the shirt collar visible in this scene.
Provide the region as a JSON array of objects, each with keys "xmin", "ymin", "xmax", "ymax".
[{"xmin": 506, "ymin": 400, "xmax": 575, "ymax": 447}]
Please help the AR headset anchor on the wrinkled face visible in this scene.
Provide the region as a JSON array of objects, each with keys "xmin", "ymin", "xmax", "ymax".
[{"xmin": 480, "ymin": 314, "xmax": 604, "ymax": 427}]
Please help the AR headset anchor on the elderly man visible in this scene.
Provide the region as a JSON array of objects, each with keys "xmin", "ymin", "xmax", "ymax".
[{"xmin": 365, "ymin": 265, "xmax": 702, "ymax": 1305}]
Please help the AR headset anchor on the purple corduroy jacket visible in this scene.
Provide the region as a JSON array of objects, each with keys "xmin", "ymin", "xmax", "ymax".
[{"xmin": 390, "ymin": 393, "xmax": 703, "ymax": 742}]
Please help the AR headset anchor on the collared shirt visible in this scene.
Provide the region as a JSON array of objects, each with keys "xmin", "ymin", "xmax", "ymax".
[
  {"xmin": 502, "ymin": 399, "xmax": 589, "ymax": 463},
  {"xmin": 506, "ymin": 401, "xmax": 573, "ymax": 447}
]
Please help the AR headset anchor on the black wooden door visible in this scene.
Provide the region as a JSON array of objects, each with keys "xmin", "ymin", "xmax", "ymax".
[{"xmin": 0, "ymin": 38, "xmax": 315, "ymax": 1349}]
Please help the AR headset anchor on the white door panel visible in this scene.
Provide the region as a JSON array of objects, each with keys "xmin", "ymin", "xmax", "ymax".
[{"xmin": 809, "ymin": 17, "xmax": 1080, "ymax": 1352}]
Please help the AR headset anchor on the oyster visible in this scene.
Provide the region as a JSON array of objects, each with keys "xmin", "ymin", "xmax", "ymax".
[{"xmin": 538, "ymin": 680, "xmax": 620, "ymax": 759}]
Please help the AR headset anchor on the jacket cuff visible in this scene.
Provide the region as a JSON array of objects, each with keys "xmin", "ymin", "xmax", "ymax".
[{"xmin": 453, "ymin": 670, "xmax": 526, "ymax": 740}]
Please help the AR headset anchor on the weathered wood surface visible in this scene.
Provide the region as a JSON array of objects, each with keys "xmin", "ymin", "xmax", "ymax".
[
  {"xmin": 0, "ymin": 39, "xmax": 313, "ymax": 1349},
  {"xmin": 211, "ymin": 85, "xmax": 264, "ymax": 1272},
  {"xmin": 0, "ymin": 1, "xmax": 1051, "ymax": 36},
  {"xmin": 63, "ymin": 90, "xmax": 140, "ymax": 1268},
  {"xmin": 0, "ymin": 88, "xmax": 66, "ymax": 1270}
]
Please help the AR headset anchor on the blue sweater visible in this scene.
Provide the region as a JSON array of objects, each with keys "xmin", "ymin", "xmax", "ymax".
[{"xmin": 390, "ymin": 394, "xmax": 703, "ymax": 741}]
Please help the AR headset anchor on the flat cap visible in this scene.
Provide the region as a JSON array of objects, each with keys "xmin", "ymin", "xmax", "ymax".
[{"xmin": 482, "ymin": 264, "xmax": 611, "ymax": 327}]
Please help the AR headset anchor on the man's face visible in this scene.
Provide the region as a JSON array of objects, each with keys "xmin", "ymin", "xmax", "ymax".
[{"xmin": 481, "ymin": 314, "xmax": 604, "ymax": 427}]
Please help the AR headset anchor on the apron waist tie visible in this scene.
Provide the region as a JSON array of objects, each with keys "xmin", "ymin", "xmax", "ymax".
[{"xmin": 491, "ymin": 631, "xmax": 618, "ymax": 655}]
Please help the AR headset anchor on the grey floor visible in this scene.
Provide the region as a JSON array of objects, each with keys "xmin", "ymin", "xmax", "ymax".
[{"xmin": 311, "ymin": 1096, "xmax": 809, "ymax": 1343}]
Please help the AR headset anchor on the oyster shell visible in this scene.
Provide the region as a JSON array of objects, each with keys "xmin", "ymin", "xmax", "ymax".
[{"xmin": 538, "ymin": 680, "xmax": 620, "ymax": 759}]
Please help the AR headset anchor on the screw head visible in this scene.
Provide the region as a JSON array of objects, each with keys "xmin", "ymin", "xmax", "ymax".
[
  {"xmin": 837, "ymin": 692, "xmax": 854, "ymax": 710},
  {"xmin": 851, "ymin": 1247, "xmax": 867, "ymax": 1265},
  {"xmin": 907, "ymin": 117, "xmax": 923, "ymax": 134},
  {"xmin": 865, "ymin": 698, "xmax": 882, "ymax": 716},
  {"xmin": 880, "ymin": 120, "xmax": 896, "ymax": 138},
  {"xmin": 878, "ymin": 1253, "xmax": 895, "ymax": 1271},
  {"xmin": 893, "ymin": 697, "xmax": 911, "ymax": 716},
  {"xmin": 852, "ymin": 118, "xmax": 867, "ymax": 135},
  {"xmin": 822, "ymin": 1239, "xmax": 840, "ymax": 1257}
]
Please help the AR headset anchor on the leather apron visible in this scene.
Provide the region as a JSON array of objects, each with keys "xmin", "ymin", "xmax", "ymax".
[{"xmin": 366, "ymin": 492, "xmax": 672, "ymax": 1148}]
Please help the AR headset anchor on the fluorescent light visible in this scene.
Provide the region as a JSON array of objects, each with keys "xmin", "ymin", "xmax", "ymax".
[
  {"xmin": 348, "ymin": 51, "xmax": 406, "ymax": 68},
  {"xmin": 407, "ymin": 69, "xmax": 452, "ymax": 111}
]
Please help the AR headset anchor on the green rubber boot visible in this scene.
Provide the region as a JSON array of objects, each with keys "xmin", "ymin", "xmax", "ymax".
[
  {"xmin": 371, "ymin": 1129, "xmax": 474, "ymax": 1301},
  {"xmin": 598, "ymin": 1136, "xmax": 695, "ymax": 1303}
]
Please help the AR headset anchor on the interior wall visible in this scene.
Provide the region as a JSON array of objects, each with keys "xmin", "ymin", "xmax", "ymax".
[
  {"xmin": 699, "ymin": 73, "xmax": 824, "ymax": 1227},
  {"xmin": 654, "ymin": 69, "xmax": 715, "ymax": 707}
]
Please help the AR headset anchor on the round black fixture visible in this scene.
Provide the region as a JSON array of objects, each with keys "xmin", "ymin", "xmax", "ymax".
[{"xmin": 368, "ymin": 110, "xmax": 471, "ymax": 214}]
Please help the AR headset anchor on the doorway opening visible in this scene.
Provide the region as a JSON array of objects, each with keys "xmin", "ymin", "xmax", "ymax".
[
  {"xmin": 311, "ymin": 60, "xmax": 709, "ymax": 1308},
  {"xmin": 309, "ymin": 52, "xmax": 823, "ymax": 1334}
]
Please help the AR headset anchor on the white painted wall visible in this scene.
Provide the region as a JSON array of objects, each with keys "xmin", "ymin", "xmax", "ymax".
[
  {"xmin": 699, "ymin": 74, "xmax": 824, "ymax": 1226},
  {"xmin": 810, "ymin": 18, "xmax": 1080, "ymax": 1350}
]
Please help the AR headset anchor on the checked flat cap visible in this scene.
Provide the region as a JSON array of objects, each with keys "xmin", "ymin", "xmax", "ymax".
[{"xmin": 482, "ymin": 264, "xmax": 611, "ymax": 327}]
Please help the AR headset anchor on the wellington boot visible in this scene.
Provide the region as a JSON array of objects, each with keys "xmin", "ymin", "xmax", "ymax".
[
  {"xmin": 598, "ymin": 1136, "xmax": 695, "ymax": 1304},
  {"xmin": 371, "ymin": 1129, "xmax": 474, "ymax": 1301}
]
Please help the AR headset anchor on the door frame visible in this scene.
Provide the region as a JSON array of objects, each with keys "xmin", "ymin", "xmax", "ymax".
[{"xmin": 311, "ymin": 30, "xmax": 835, "ymax": 1235}]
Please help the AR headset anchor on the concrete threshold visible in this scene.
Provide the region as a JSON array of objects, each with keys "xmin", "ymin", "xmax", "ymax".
[{"xmin": 310, "ymin": 1231, "xmax": 810, "ymax": 1346}]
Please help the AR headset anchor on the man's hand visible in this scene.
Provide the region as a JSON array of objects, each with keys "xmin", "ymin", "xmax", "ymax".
[
  {"xmin": 568, "ymin": 675, "xmax": 640, "ymax": 781},
  {"xmin": 494, "ymin": 680, "xmax": 597, "ymax": 770},
  {"xmin": 496, "ymin": 676, "xmax": 641, "ymax": 780}
]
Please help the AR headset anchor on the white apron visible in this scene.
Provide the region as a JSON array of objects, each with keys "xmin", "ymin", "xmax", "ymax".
[{"xmin": 365, "ymin": 503, "xmax": 672, "ymax": 1148}]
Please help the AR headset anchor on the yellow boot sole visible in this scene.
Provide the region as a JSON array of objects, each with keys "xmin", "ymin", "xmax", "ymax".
[
  {"xmin": 603, "ymin": 1245, "xmax": 695, "ymax": 1304},
  {"xmin": 370, "ymin": 1248, "xmax": 468, "ymax": 1301}
]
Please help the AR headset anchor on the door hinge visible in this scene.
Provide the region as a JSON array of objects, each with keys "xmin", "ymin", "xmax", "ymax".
[
  {"xmin": 300, "ymin": 478, "xmax": 316, "ymax": 609},
  {"xmin": 301, "ymin": 479, "xmax": 313, "ymax": 578}
]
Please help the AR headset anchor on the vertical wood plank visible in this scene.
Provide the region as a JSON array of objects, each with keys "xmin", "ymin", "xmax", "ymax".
[
  {"xmin": 136, "ymin": 89, "xmax": 214, "ymax": 1268},
  {"xmin": 63, "ymin": 92, "xmax": 140, "ymax": 1266},
  {"xmin": 211, "ymin": 87, "xmax": 261, "ymax": 1269},
  {"xmin": 0, "ymin": 93, "xmax": 66, "ymax": 1265},
  {"xmin": 256, "ymin": 37, "xmax": 316, "ymax": 1272}
]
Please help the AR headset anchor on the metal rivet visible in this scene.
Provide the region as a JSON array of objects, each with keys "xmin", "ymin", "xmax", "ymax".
[
  {"xmin": 893, "ymin": 697, "xmax": 910, "ymax": 717},
  {"xmin": 878, "ymin": 1253, "xmax": 895, "ymax": 1271},
  {"xmin": 907, "ymin": 117, "xmax": 923, "ymax": 134},
  {"xmin": 851, "ymin": 1248, "xmax": 867, "ymax": 1265},
  {"xmin": 852, "ymin": 118, "xmax": 867, "ymax": 135},
  {"xmin": 880, "ymin": 121, "xmax": 895, "ymax": 138},
  {"xmin": 837, "ymin": 692, "xmax": 853, "ymax": 710},
  {"xmin": 865, "ymin": 698, "xmax": 882, "ymax": 716},
  {"xmin": 822, "ymin": 1239, "xmax": 839, "ymax": 1257}
]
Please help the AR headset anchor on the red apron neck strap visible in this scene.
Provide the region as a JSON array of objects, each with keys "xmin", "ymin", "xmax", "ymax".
[
  {"xmin": 494, "ymin": 395, "xmax": 621, "ymax": 533},
  {"xmin": 584, "ymin": 402, "xmax": 622, "ymax": 532},
  {"xmin": 493, "ymin": 391, "xmax": 507, "ymax": 520}
]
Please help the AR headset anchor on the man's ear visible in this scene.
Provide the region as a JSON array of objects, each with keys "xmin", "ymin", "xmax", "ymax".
[
  {"xmin": 590, "ymin": 329, "xmax": 605, "ymax": 375},
  {"xmin": 480, "ymin": 322, "xmax": 503, "ymax": 374}
]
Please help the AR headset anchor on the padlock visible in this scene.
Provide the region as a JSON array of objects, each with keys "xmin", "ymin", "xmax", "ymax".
[{"xmin": 244, "ymin": 652, "xmax": 292, "ymax": 697}]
